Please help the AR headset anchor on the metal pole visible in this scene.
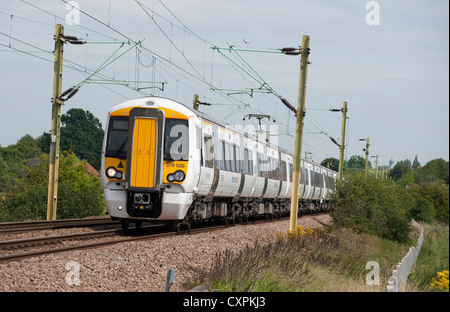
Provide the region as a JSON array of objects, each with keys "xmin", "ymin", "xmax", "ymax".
[
  {"xmin": 165, "ymin": 268, "xmax": 176, "ymax": 292},
  {"xmin": 375, "ymin": 154, "xmax": 379, "ymax": 178},
  {"xmin": 338, "ymin": 101, "xmax": 347, "ymax": 181},
  {"xmin": 47, "ymin": 24, "xmax": 64, "ymax": 221},
  {"xmin": 364, "ymin": 138, "xmax": 370, "ymax": 177},
  {"xmin": 289, "ymin": 35, "xmax": 310, "ymax": 232}
]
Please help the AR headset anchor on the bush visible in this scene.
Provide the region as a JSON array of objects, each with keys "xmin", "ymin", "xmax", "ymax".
[
  {"xmin": 411, "ymin": 182, "xmax": 449, "ymax": 225},
  {"xmin": 0, "ymin": 151, "xmax": 105, "ymax": 221},
  {"xmin": 430, "ymin": 270, "xmax": 449, "ymax": 292},
  {"xmin": 331, "ymin": 172, "xmax": 412, "ymax": 243},
  {"xmin": 409, "ymin": 198, "xmax": 435, "ymax": 224}
]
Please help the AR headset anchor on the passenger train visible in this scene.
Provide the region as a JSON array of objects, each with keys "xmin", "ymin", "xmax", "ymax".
[{"xmin": 101, "ymin": 97, "xmax": 337, "ymax": 230}]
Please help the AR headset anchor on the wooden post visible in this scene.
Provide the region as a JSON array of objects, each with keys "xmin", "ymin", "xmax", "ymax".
[
  {"xmin": 289, "ymin": 35, "xmax": 310, "ymax": 232},
  {"xmin": 47, "ymin": 24, "xmax": 65, "ymax": 220}
]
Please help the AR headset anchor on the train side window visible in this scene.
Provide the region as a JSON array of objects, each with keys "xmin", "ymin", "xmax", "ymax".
[
  {"xmin": 224, "ymin": 142, "xmax": 230, "ymax": 171},
  {"xmin": 248, "ymin": 150, "xmax": 253, "ymax": 175},
  {"xmin": 243, "ymin": 148, "xmax": 249, "ymax": 174},
  {"xmin": 257, "ymin": 153, "xmax": 264, "ymax": 177},
  {"xmin": 219, "ymin": 140, "xmax": 225, "ymax": 170},
  {"xmin": 275, "ymin": 158, "xmax": 280, "ymax": 180},
  {"xmin": 329, "ymin": 174, "xmax": 336, "ymax": 189},
  {"xmin": 289, "ymin": 163, "xmax": 293, "ymax": 182},
  {"xmin": 234, "ymin": 145, "xmax": 240, "ymax": 173},
  {"xmin": 280, "ymin": 160, "xmax": 287, "ymax": 181},
  {"xmin": 270, "ymin": 158, "xmax": 275, "ymax": 179},
  {"xmin": 230, "ymin": 144, "xmax": 236, "ymax": 172},
  {"xmin": 203, "ymin": 135, "xmax": 214, "ymax": 168},
  {"xmin": 300, "ymin": 167, "xmax": 306, "ymax": 184},
  {"xmin": 315, "ymin": 170, "xmax": 321, "ymax": 187}
]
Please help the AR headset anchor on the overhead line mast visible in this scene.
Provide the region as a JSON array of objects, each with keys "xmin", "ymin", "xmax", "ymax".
[
  {"xmin": 47, "ymin": 24, "xmax": 65, "ymax": 221},
  {"xmin": 289, "ymin": 35, "xmax": 310, "ymax": 232}
]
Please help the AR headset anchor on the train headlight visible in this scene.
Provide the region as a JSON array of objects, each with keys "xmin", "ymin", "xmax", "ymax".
[
  {"xmin": 106, "ymin": 167, "xmax": 123, "ymax": 179},
  {"xmin": 174, "ymin": 170, "xmax": 185, "ymax": 182},
  {"xmin": 167, "ymin": 174, "xmax": 175, "ymax": 182},
  {"xmin": 166, "ymin": 170, "xmax": 185, "ymax": 182}
]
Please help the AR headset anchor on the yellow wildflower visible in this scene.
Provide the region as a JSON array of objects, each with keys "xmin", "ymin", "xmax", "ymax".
[{"xmin": 430, "ymin": 270, "xmax": 449, "ymax": 292}]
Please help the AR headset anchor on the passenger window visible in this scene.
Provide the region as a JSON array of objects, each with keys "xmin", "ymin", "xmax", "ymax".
[
  {"xmin": 248, "ymin": 151, "xmax": 253, "ymax": 175},
  {"xmin": 203, "ymin": 136, "xmax": 214, "ymax": 168},
  {"xmin": 230, "ymin": 144, "xmax": 236, "ymax": 172},
  {"xmin": 234, "ymin": 146, "xmax": 240, "ymax": 173},
  {"xmin": 244, "ymin": 148, "xmax": 249, "ymax": 174},
  {"xmin": 281, "ymin": 160, "xmax": 287, "ymax": 181}
]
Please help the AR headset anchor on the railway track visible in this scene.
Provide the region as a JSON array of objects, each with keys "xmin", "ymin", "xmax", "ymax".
[
  {"xmin": 0, "ymin": 221, "xmax": 239, "ymax": 263},
  {"xmin": 0, "ymin": 217, "xmax": 120, "ymax": 234}
]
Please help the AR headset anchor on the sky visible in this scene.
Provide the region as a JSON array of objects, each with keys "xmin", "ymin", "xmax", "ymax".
[{"xmin": 0, "ymin": 0, "xmax": 448, "ymax": 168}]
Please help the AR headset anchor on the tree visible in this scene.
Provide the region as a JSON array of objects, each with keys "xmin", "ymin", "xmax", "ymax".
[
  {"xmin": 346, "ymin": 155, "xmax": 371, "ymax": 171},
  {"xmin": 0, "ymin": 151, "xmax": 105, "ymax": 221},
  {"xmin": 412, "ymin": 155, "xmax": 421, "ymax": 169},
  {"xmin": 0, "ymin": 135, "xmax": 42, "ymax": 192},
  {"xmin": 396, "ymin": 170, "xmax": 416, "ymax": 187},
  {"xmin": 320, "ymin": 157, "xmax": 339, "ymax": 172},
  {"xmin": 37, "ymin": 108, "xmax": 104, "ymax": 170},
  {"xmin": 389, "ymin": 159, "xmax": 412, "ymax": 181},
  {"xmin": 411, "ymin": 182, "xmax": 449, "ymax": 224},
  {"xmin": 409, "ymin": 198, "xmax": 435, "ymax": 224},
  {"xmin": 15, "ymin": 134, "xmax": 42, "ymax": 160},
  {"xmin": 415, "ymin": 158, "xmax": 449, "ymax": 185}
]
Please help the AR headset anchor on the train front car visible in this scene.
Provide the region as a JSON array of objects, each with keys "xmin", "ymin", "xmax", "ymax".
[{"xmin": 101, "ymin": 97, "xmax": 199, "ymax": 229}]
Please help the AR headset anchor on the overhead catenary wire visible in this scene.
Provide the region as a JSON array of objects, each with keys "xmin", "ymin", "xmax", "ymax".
[{"xmin": 5, "ymin": 0, "xmax": 343, "ymax": 163}]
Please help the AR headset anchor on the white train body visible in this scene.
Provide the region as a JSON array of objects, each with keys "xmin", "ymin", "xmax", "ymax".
[{"xmin": 101, "ymin": 97, "xmax": 337, "ymax": 227}]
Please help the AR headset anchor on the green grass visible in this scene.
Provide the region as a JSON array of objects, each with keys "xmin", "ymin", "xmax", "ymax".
[
  {"xmin": 407, "ymin": 222, "xmax": 449, "ymax": 291},
  {"xmin": 186, "ymin": 223, "xmax": 449, "ymax": 292}
]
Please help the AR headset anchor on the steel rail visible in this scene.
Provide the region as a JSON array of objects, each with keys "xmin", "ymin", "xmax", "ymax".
[
  {"xmin": 0, "ymin": 217, "xmax": 119, "ymax": 234},
  {"xmin": 0, "ymin": 218, "xmax": 283, "ymax": 263}
]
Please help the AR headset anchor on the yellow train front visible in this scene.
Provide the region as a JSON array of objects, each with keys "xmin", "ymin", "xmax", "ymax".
[{"xmin": 101, "ymin": 97, "xmax": 198, "ymax": 229}]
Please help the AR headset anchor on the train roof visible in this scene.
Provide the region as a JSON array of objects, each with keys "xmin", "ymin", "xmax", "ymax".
[{"xmin": 110, "ymin": 96, "xmax": 337, "ymax": 173}]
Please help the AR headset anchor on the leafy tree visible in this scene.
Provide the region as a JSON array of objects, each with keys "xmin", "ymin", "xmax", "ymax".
[
  {"xmin": 61, "ymin": 108, "xmax": 104, "ymax": 170},
  {"xmin": 320, "ymin": 157, "xmax": 339, "ymax": 172},
  {"xmin": 346, "ymin": 155, "xmax": 371, "ymax": 171},
  {"xmin": 36, "ymin": 132, "xmax": 50, "ymax": 154},
  {"xmin": 411, "ymin": 182, "xmax": 449, "ymax": 224},
  {"xmin": 389, "ymin": 159, "xmax": 412, "ymax": 181},
  {"xmin": 412, "ymin": 155, "xmax": 421, "ymax": 169},
  {"xmin": 396, "ymin": 170, "xmax": 416, "ymax": 187},
  {"xmin": 0, "ymin": 151, "xmax": 105, "ymax": 221},
  {"xmin": 409, "ymin": 198, "xmax": 435, "ymax": 224},
  {"xmin": 15, "ymin": 134, "xmax": 42, "ymax": 160},
  {"xmin": 38, "ymin": 108, "xmax": 104, "ymax": 170},
  {"xmin": 0, "ymin": 135, "xmax": 42, "ymax": 192},
  {"xmin": 415, "ymin": 158, "xmax": 449, "ymax": 185}
]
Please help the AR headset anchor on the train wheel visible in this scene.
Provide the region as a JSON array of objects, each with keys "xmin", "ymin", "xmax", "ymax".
[
  {"xmin": 120, "ymin": 219, "xmax": 129, "ymax": 231},
  {"xmin": 229, "ymin": 215, "xmax": 236, "ymax": 226}
]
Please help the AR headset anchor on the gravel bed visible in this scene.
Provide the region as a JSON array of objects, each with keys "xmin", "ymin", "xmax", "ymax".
[{"xmin": 0, "ymin": 214, "xmax": 331, "ymax": 292}]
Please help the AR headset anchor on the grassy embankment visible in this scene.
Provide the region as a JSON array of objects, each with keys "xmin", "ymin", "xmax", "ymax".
[{"xmin": 186, "ymin": 222, "xmax": 448, "ymax": 292}]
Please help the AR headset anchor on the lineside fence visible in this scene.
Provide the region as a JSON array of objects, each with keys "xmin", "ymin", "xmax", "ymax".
[{"xmin": 387, "ymin": 219, "xmax": 424, "ymax": 292}]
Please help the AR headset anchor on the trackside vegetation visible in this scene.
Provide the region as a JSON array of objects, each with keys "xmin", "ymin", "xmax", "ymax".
[
  {"xmin": 0, "ymin": 108, "xmax": 105, "ymax": 222},
  {"xmin": 0, "ymin": 151, "xmax": 105, "ymax": 221},
  {"xmin": 185, "ymin": 226, "xmax": 413, "ymax": 291},
  {"xmin": 186, "ymin": 172, "xmax": 448, "ymax": 292}
]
